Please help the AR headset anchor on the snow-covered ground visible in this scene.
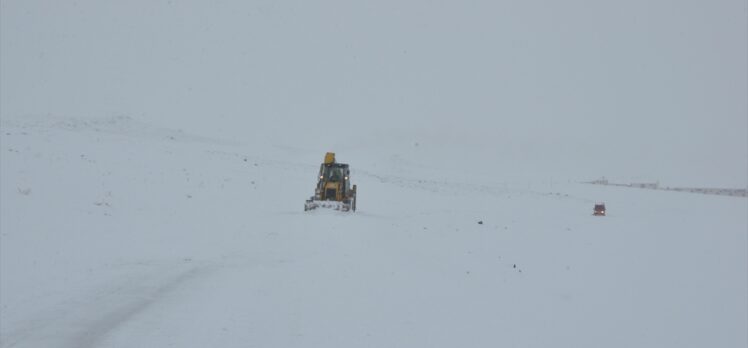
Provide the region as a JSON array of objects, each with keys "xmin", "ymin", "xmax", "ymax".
[{"xmin": 1, "ymin": 115, "xmax": 745, "ymax": 347}]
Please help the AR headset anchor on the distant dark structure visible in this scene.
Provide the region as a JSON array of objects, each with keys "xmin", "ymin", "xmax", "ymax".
[{"xmin": 629, "ymin": 182, "xmax": 659, "ymax": 189}]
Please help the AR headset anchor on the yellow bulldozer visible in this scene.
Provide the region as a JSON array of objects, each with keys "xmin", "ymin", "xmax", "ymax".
[{"xmin": 304, "ymin": 152, "xmax": 357, "ymax": 212}]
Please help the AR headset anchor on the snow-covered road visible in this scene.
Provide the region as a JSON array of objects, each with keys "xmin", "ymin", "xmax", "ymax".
[{"xmin": 1, "ymin": 116, "xmax": 746, "ymax": 347}]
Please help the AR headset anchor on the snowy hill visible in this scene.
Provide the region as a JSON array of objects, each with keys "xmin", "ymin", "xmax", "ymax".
[{"xmin": 1, "ymin": 115, "xmax": 745, "ymax": 347}]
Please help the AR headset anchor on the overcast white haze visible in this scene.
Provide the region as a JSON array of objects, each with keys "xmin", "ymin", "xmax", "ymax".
[
  {"xmin": 1, "ymin": 1, "xmax": 747, "ymax": 348},
  {"xmin": 2, "ymin": 0, "xmax": 747, "ymax": 186}
]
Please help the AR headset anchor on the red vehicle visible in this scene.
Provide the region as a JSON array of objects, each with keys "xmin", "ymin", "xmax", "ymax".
[{"xmin": 593, "ymin": 203, "xmax": 606, "ymax": 216}]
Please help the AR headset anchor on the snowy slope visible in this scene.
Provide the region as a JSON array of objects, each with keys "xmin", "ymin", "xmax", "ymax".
[{"xmin": 1, "ymin": 116, "xmax": 745, "ymax": 348}]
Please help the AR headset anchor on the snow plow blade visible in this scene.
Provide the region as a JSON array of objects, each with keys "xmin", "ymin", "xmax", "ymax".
[{"xmin": 304, "ymin": 199, "xmax": 353, "ymax": 212}]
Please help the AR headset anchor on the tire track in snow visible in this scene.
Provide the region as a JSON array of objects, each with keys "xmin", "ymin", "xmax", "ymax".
[
  {"xmin": 71, "ymin": 266, "xmax": 207, "ymax": 348},
  {"xmin": 2, "ymin": 264, "xmax": 211, "ymax": 348}
]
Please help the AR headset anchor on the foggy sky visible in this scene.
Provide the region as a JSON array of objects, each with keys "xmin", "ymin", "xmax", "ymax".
[{"xmin": 2, "ymin": 0, "xmax": 746, "ymax": 186}]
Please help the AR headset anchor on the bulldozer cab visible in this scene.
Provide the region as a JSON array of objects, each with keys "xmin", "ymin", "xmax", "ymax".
[
  {"xmin": 325, "ymin": 166, "xmax": 344, "ymax": 182},
  {"xmin": 317, "ymin": 163, "xmax": 350, "ymax": 200},
  {"xmin": 319, "ymin": 164, "xmax": 348, "ymax": 182}
]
